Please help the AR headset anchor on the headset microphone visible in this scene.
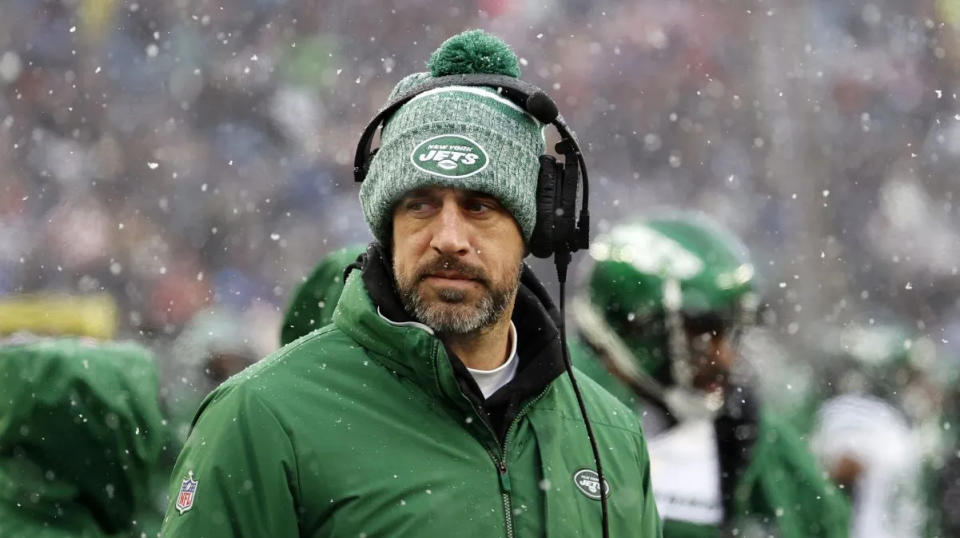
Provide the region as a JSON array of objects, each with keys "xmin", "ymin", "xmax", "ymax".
[{"xmin": 525, "ymin": 91, "xmax": 559, "ymax": 124}]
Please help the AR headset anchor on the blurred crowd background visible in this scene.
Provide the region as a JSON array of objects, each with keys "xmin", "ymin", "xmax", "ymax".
[
  {"xmin": 3, "ymin": 0, "xmax": 960, "ymax": 351},
  {"xmin": 2, "ymin": 0, "xmax": 960, "ymax": 535}
]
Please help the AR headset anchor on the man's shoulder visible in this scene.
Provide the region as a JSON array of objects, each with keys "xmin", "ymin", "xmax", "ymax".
[
  {"xmin": 209, "ymin": 325, "xmax": 366, "ymax": 402},
  {"xmin": 539, "ymin": 366, "xmax": 644, "ymax": 437},
  {"xmin": 186, "ymin": 324, "xmax": 381, "ymax": 436},
  {"xmin": 244, "ymin": 324, "xmax": 357, "ymax": 373}
]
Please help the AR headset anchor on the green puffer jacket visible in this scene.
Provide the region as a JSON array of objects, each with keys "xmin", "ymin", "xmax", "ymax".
[
  {"xmin": 161, "ymin": 249, "xmax": 661, "ymax": 537},
  {"xmin": 572, "ymin": 340, "xmax": 849, "ymax": 538},
  {"xmin": 0, "ymin": 337, "xmax": 165, "ymax": 538}
]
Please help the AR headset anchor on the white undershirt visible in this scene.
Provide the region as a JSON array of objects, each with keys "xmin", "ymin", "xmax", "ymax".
[{"xmin": 466, "ymin": 322, "xmax": 519, "ymax": 399}]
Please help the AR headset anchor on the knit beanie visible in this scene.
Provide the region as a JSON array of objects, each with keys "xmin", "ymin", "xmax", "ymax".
[{"xmin": 359, "ymin": 30, "xmax": 545, "ymax": 244}]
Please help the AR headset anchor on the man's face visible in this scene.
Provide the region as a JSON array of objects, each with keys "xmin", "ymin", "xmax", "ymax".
[
  {"xmin": 685, "ymin": 325, "xmax": 738, "ymax": 393},
  {"xmin": 392, "ymin": 186, "xmax": 525, "ymax": 335}
]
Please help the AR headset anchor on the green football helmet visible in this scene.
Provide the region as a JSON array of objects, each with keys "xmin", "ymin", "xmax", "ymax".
[{"xmin": 573, "ymin": 211, "xmax": 758, "ymax": 418}]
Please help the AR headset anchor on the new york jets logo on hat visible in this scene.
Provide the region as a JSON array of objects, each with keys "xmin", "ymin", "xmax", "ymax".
[{"xmin": 410, "ymin": 134, "xmax": 489, "ymax": 179}]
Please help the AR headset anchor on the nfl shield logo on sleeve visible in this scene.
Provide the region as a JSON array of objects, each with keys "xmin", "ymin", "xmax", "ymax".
[{"xmin": 176, "ymin": 471, "xmax": 198, "ymax": 514}]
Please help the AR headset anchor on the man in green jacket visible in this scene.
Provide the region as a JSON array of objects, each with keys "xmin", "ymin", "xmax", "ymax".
[
  {"xmin": 571, "ymin": 213, "xmax": 850, "ymax": 538},
  {"xmin": 161, "ymin": 30, "xmax": 661, "ymax": 537},
  {"xmin": 0, "ymin": 336, "xmax": 165, "ymax": 538}
]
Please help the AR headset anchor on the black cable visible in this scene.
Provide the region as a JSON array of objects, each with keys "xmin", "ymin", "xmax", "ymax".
[{"xmin": 557, "ymin": 260, "xmax": 610, "ymax": 538}]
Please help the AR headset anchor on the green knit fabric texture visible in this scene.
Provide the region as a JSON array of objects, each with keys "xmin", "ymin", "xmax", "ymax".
[{"xmin": 359, "ymin": 30, "xmax": 544, "ymax": 244}]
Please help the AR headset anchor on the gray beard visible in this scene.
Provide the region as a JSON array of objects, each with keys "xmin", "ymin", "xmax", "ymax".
[
  {"xmin": 400, "ymin": 280, "xmax": 514, "ymax": 336},
  {"xmin": 395, "ymin": 260, "xmax": 522, "ymax": 336}
]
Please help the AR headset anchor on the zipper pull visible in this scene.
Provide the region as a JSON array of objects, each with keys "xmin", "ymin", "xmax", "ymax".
[{"xmin": 497, "ymin": 460, "xmax": 512, "ymax": 493}]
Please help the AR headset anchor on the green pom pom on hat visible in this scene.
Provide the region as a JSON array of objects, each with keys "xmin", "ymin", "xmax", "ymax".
[
  {"xmin": 359, "ymin": 30, "xmax": 544, "ymax": 245},
  {"xmin": 427, "ymin": 29, "xmax": 521, "ymax": 78}
]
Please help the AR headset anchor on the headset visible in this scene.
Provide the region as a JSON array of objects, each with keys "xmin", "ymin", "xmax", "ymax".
[
  {"xmin": 352, "ymin": 73, "xmax": 609, "ymax": 538},
  {"xmin": 353, "ymin": 73, "xmax": 590, "ymax": 282}
]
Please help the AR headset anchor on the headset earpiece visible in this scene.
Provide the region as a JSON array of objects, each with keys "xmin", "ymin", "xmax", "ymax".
[
  {"xmin": 530, "ymin": 155, "xmax": 561, "ymax": 258},
  {"xmin": 557, "ymin": 144, "xmax": 580, "ymax": 249}
]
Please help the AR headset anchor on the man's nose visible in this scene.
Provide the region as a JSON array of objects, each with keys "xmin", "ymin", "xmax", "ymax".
[{"xmin": 429, "ymin": 202, "xmax": 471, "ymax": 256}]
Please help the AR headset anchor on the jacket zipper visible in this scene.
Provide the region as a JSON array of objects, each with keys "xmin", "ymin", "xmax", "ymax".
[
  {"xmin": 438, "ymin": 341, "xmax": 551, "ymax": 538},
  {"xmin": 474, "ymin": 418, "xmax": 515, "ymax": 538},
  {"xmin": 490, "ymin": 387, "xmax": 552, "ymax": 538},
  {"xmin": 498, "ymin": 459, "xmax": 514, "ymax": 538}
]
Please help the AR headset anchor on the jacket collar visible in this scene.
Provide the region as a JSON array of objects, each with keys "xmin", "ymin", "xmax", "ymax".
[
  {"xmin": 332, "ymin": 245, "xmax": 437, "ymax": 379},
  {"xmin": 332, "ymin": 243, "xmax": 567, "ymax": 437}
]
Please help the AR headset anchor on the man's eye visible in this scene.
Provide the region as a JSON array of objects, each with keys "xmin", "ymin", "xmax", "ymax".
[
  {"xmin": 406, "ymin": 200, "xmax": 432, "ymax": 212},
  {"xmin": 466, "ymin": 199, "xmax": 495, "ymax": 213}
]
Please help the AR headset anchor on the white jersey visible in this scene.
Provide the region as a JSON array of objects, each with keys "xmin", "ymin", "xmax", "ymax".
[
  {"xmin": 646, "ymin": 418, "xmax": 724, "ymax": 525},
  {"xmin": 810, "ymin": 394, "xmax": 924, "ymax": 538}
]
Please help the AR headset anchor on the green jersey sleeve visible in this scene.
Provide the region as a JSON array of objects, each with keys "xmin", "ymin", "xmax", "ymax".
[
  {"xmin": 736, "ymin": 413, "xmax": 850, "ymax": 538},
  {"xmin": 159, "ymin": 383, "xmax": 300, "ymax": 537}
]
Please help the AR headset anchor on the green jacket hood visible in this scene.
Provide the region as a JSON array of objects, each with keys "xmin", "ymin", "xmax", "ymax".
[
  {"xmin": 280, "ymin": 244, "xmax": 366, "ymax": 346},
  {"xmin": 0, "ymin": 337, "xmax": 164, "ymax": 536}
]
